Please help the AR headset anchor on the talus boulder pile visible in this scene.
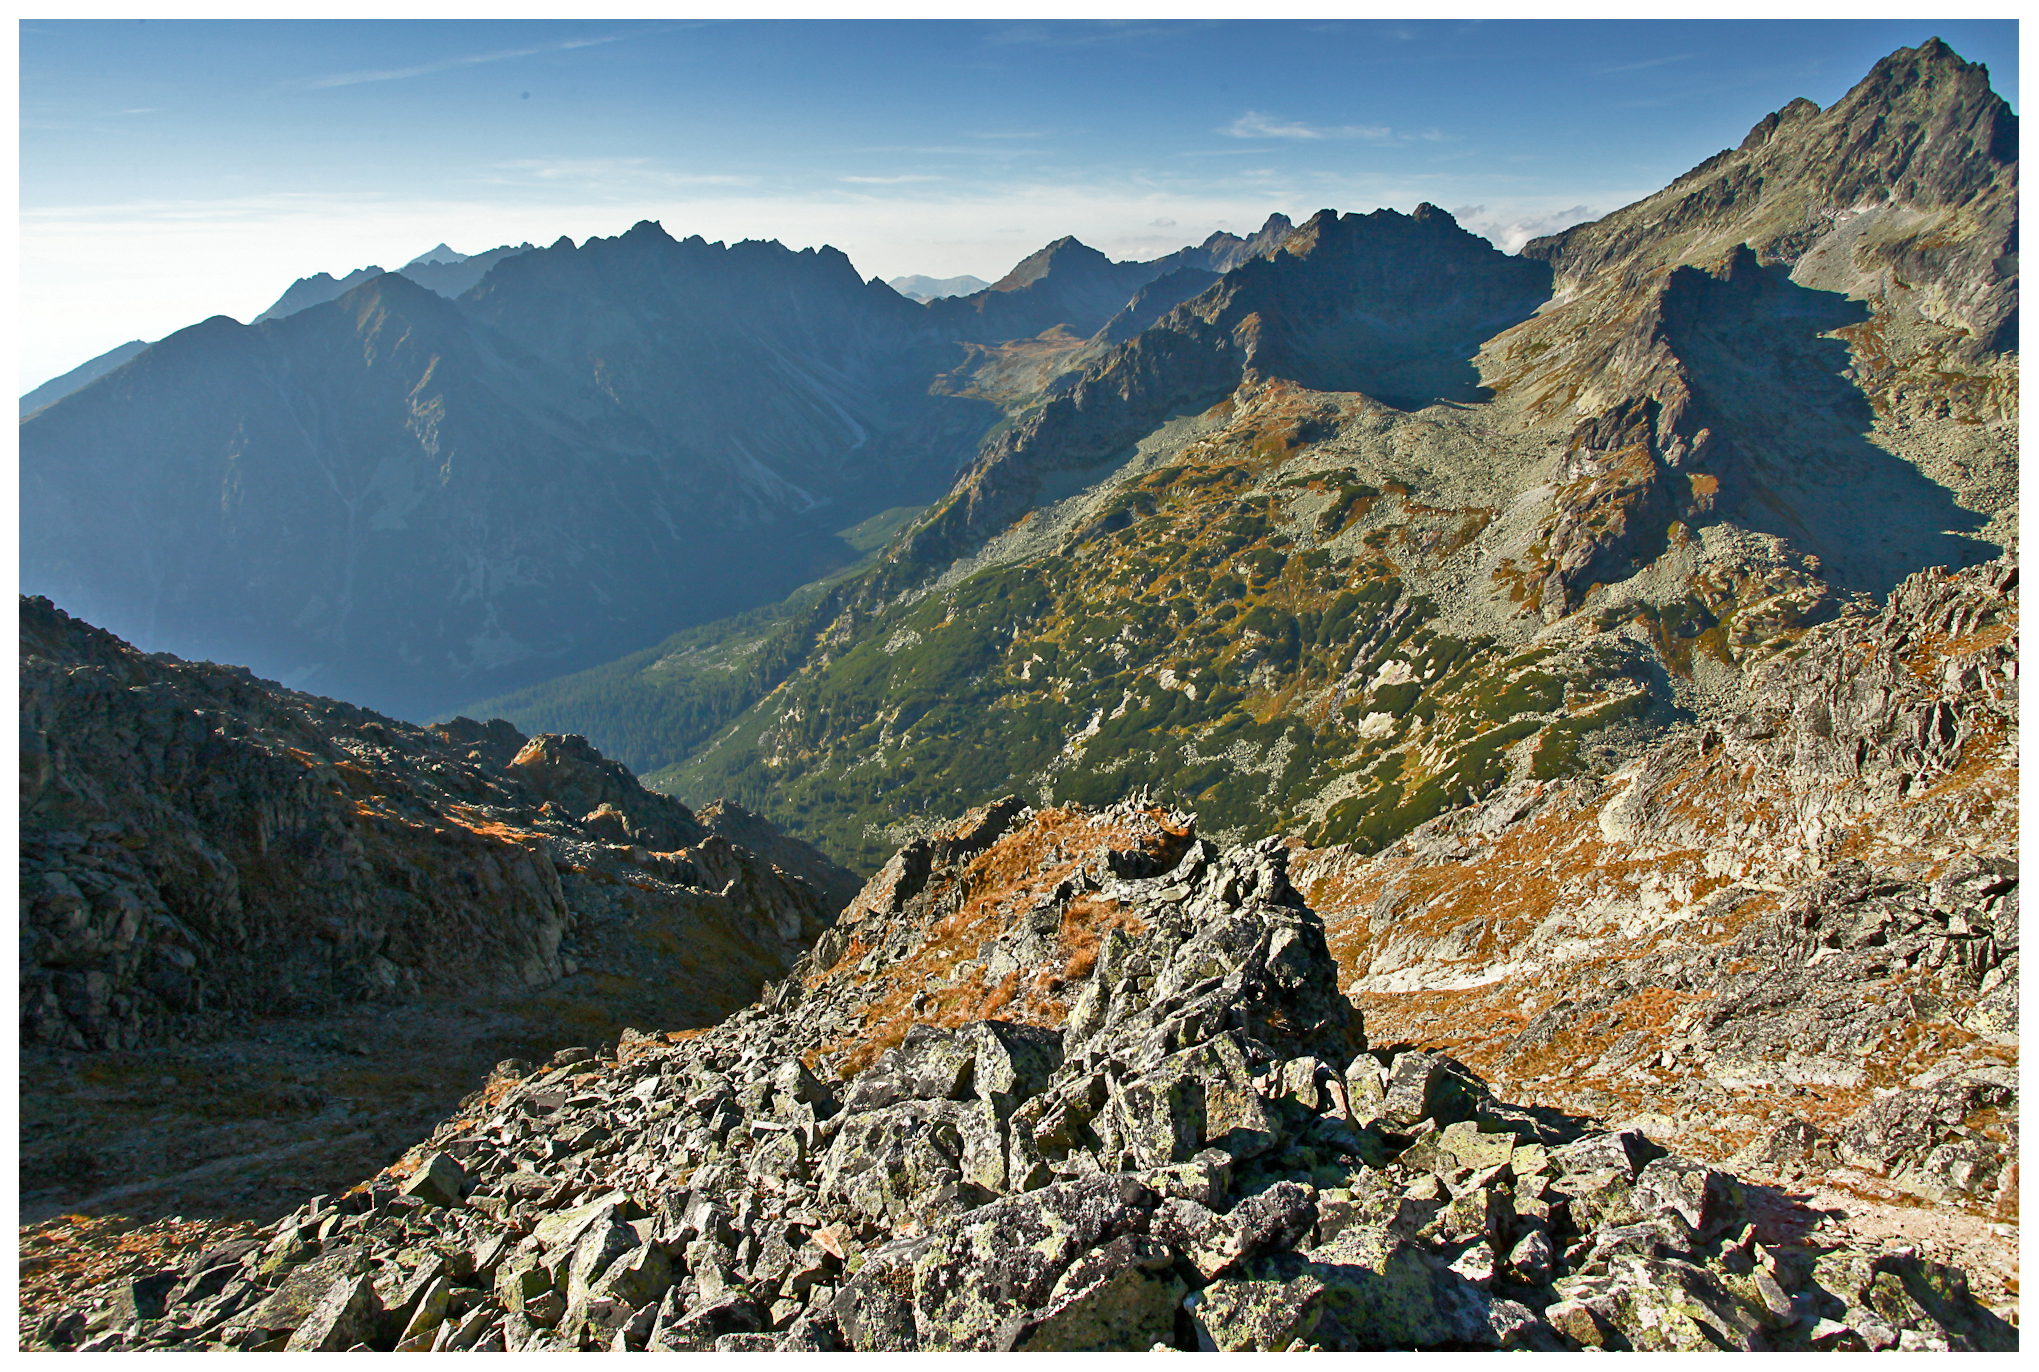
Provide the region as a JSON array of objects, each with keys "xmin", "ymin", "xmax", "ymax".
[{"xmin": 26, "ymin": 800, "xmax": 2015, "ymax": 1351}]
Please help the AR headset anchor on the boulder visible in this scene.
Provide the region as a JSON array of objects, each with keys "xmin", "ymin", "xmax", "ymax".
[
  {"xmin": 821, "ymin": 1097, "xmax": 1005, "ymax": 1225},
  {"xmin": 834, "ymin": 1174, "xmax": 1157, "ymax": 1351},
  {"xmin": 1379, "ymin": 1051, "xmax": 1481, "ymax": 1127},
  {"xmin": 1000, "ymin": 1234, "xmax": 1185, "ymax": 1350},
  {"xmin": 282, "ymin": 1274, "xmax": 384, "ymax": 1352},
  {"xmin": 1632, "ymin": 1154, "xmax": 1744, "ymax": 1240},
  {"xmin": 1111, "ymin": 1032, "xmax": 1276, "ymax": 1166},
  {"xmin": 1193, "ymin": 1225, "xmax": 1503, "ymax": 1350},
  {"xmin": 1549, "ymin": 1129, "xmax": 1664, "ymax": 1180},
  {"xmin": 1551, "ymin": 1255, "xmax": 1767, "ymax": 1351},
  {"xmin": 399, "ymin": 1152, "xmax": 468, "ymax": 1208}
]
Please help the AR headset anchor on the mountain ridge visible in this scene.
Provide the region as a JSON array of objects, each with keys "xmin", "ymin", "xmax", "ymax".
[
  {"xmin": 477, "ymin": 40, "xmax": 2015, "ymax": 884},
  {"xmin": 14, "ymin": 36, "xmax": 2022, "ymax": 1354},
  {"xmin": 21, "ymin": 212, "xmax": 1313, "ymax": 721}
]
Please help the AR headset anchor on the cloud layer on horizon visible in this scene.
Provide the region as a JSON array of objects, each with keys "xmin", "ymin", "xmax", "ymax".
[{"xmin": 21, "ymin": 183, "xmax": 1637, "ymax": 393}]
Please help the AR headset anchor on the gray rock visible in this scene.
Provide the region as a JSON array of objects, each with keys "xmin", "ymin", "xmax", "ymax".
[
  {"xmin": 1551, "ymin": 1254, "xmax": 1766, "ymax": 1350},
  {"xmin": 821, "ymin": 1096, "xmax": 1004, "ymax": 1225},
  {"xmin": 1001, "ymin": 1235, "xmax": 1185, "ymax": 1350},
  {"xmin": 235, "ymin": 1247, "xmax": 371, "ymax": 1335},
  {"xmin": 1194, "ymin": 1225, "xmax": 1502, "ymax": 1350},
  {"xmin": 1508, "ymin": 1228, "xmax": 1554, "ymax": 1284},
  {"xmin": 1380, "ymin": 1050, "xmax": 1479, "ymax": 1127},
  {"xmin": 1112, "ymin": 1032, "xmax": 1276, "ymax": 1166},
  {"xmin": 108, "ymin": 1271, "xmax": 179, "ymax": 1328},
  {"xmin": 1548, "ymin": 1128, "xmax": 1664, "ymax": 1180},
  {"xmin": 282, "ymin": 1274, "xmax": 383, "ymax": 1352},
  {"xmin": 1632, "ymin": 1154, "xmax": 1743, "ymax": 1240},
  {"xmin": 400, "ymin": 1151, "xmax": 469, "ymax": 1208},
  {"xmin": 834, "ymin": 1174, "xmax": 1156, "ymax": 1351}
]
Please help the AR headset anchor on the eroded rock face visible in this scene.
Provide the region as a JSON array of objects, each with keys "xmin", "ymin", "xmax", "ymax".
[
  {"xmin": 1290, "ymin": 552, "xmax": 2017, "ymax": 1311},
  {"xmin": 18, "ymin": 597, "xmax": 853, "ymax": 1052},
  {"xmin": 25, "ymin": 799, "xmax": 2014, "ymax": 1353}
]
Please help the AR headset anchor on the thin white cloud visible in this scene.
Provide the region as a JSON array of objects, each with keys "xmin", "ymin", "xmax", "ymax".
[
  {"xmin": 1448, "ymin": 202, "xmax": 1600, "ymax": 253},
  {"xmin": 982, "ymin": 21, "xmax": 1194, "ymax": 49},
  {"xmin": 295, "ymin": 34, "xmax": 624, "ymax": 90},
  {"xmin": 840, "ymin": 175, "xmax": 942, "ymax": 185},
  {"xmin": 483, "ymin": 159, "xmax": 755, "ymax": 190},
  {"xmin": 1225, "ymin": 111, "xmax": 1393, "ymax": 142},
  {"xmin": 857, "ymin": 144, "xmax": 1041, "ymax": 157},
  {"xmin": 1595, "ymin": 52, "xmax": 1695, "ymax": 75}
]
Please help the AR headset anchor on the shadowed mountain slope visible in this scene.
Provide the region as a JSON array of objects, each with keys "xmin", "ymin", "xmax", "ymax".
[
  {"xmin": 20, "ymin": 340, "xmax": 150, "ymax": 419},
  {"xmin": 19, "ymin": 228, "xmax": 1006, "ymax": 720}
]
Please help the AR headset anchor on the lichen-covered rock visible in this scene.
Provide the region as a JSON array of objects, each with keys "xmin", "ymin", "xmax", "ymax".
[
  {"xmin": 1003, "ymin": 1234, "xmax": 1185, "ymax": 1351},
  {"xmin": 1195, "ymin": 1225, "xmax": 1503, "ymax": 1350},
  {"xmin": 281, "ymin": 1273, "xmax": 383, "ymax": 1352},
  {"xmin": 1553, "ymin": 1254, "xmax": 1774, "ymax": 1351},
  {"xmin": 24, "ymin": 789, "xmax": 2019, "ymax": 1355},
  {"xmin": 835, "ymin": 1174, "xmax": 1157, "ymax": 1351},
  {"xmin": 821, "ymin": 1097, "xmax": 1006, "ymax": 1224}
]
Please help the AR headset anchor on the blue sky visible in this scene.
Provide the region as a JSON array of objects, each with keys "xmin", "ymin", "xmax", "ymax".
[{"xmin": 18, "ymin": 17, "xmax": 2020, "ymax": 392}]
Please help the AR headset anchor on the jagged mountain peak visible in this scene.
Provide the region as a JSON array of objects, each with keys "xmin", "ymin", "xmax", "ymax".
[
  {"xmin": 473, "ymin": 220, "xmax": 873, "ymax": 300},
  {"xmin": 990, "ymin": 235, "xmax": 1114, "ymax": 292},
  {"xmin": 1199, "ymin": 210, "xmax": 1295, "ymax": 256},
  {"xmin": 405, "ymin": 242, "xmax": 467, "ymax": 267},
  {"xmin": 1737, "ymin": 95, "xmax": 1821, "ymax": 152},
  {"xmin": 248, "ymin": 265, "xmax": 387, "ymax": 325},
  {"xmin": 1276, "ymin": 202, "xmax": 1500, "ymax": 264},
  {"xmin": 1525, "ymin": 37, "xmax": 2016, "ymax": 292}
]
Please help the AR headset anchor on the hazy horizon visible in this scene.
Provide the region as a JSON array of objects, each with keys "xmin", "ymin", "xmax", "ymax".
[{"xmin": 20, "ymin": 17, "xmax": 2019, "ymax": 394}]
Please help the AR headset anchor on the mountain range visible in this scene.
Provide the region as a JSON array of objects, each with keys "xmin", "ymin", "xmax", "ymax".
[
  {"xmin": 885, "ymin": 273, "xmax": 991, "ymax": 301},
  {"xmin": 14, "ymin": 36, "xmax": 2023, "ymax": 1352},
  {"xmin": 469, "ymin": 39, "xmax": 2016, "ymax": 875},
  {"xmin": 21, "ymin": 214, "xmax": 1294, "ymax": 721}
]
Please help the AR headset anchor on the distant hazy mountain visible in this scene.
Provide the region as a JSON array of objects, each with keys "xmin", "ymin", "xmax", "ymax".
[
  {"xmin": 20, "ymin": 223, "xmax": 1000, "ymax": 718},
  {"xmin": 19, "ymin": 339, "xmax": 150, "ymax": 418},
  {"xmin": 251, "ymin": 243, "xmax": 537, "ymax": 325},
  {"xmin": 887, "ymin": 273, "xmax": 991, "ymax": 300},
  {"xmin": 20, "ymin": 214, "xmax": 1302, "ymax": 718},
  {"xmin": 405, "ymin": 242, "xmax": 467, "ymax": 267},
  {"xmin": 251, "ymin": 265, "xmax": 387, "ymax": 325},
  {"xmin": 395, "ymin": 242, "xmax": 537, "ymax": 300},
  {"xmin": 923, "ymin": 237, "xmax": 1174, "ymax": 341}
]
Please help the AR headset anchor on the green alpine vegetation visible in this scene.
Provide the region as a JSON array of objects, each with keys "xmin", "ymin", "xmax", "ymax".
[{"xmin": 638, "ymin": 386, "xmax": 1675, "ymax": 873}]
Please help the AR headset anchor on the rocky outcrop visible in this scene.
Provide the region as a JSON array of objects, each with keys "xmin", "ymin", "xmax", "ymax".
[
  {"xmin": 18, "ymin": 597, "xmax": 853, "ymax": 1052},
  {"xmin": 1294, "ymin": 554, "xmax": 2017, "ymax": 1264},
  {"xmin": 1494, "ymin": 40, "xmax": 2016, "ymax": 613},
  {"xmin": 694, "ymin": 800, "xmax": 865, "ymax": 914},
  {"xmin": 1524, "ymin": 39, "xmax": 2016, "ymax": 359},
  {"xmin": 500, "ymin": 733, "xmax": 707, "ymax": 851},
  {"xmin": 24, "ymin": 800, "xmax": 2014, "ymax": 1352}
]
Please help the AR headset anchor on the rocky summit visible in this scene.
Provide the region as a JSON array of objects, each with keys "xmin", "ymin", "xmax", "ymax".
[
  {"xmin": 16, "ymin": 35, "xmax": 2020, "ymax": 1357},
  {"xmin": 23, "ymin": 787, "xmax": 2016, "ymax": 1351}
]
